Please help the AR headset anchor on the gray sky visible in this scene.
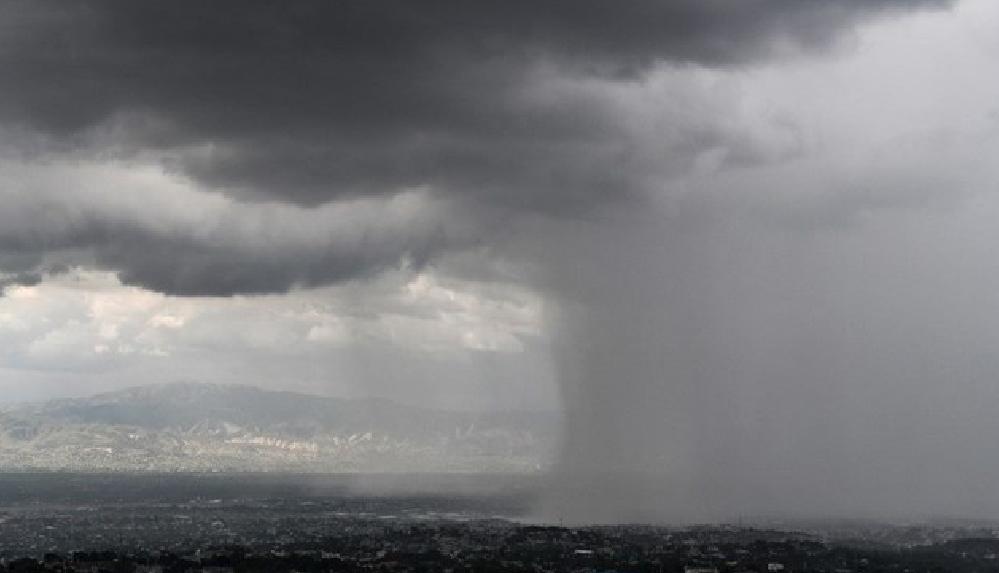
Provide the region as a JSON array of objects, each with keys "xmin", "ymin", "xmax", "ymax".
[{"xmin": 2, "ymin": 0, "xmax": 999, "ymax": 520}]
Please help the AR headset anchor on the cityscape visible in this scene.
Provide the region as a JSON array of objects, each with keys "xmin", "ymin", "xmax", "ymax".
[{"xmin": 2, "ymin": 473, "xmax": 999, "ymax": 572}]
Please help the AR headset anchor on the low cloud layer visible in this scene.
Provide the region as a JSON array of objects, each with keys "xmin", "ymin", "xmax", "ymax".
[{"xmin": 0, "ymin": 162, "xmax": 470, "ymax": 295}]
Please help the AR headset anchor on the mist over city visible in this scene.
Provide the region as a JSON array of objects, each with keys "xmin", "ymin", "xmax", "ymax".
[{"xmin": 2, "ymin": 1, "xmax": 999, "ymax": 571}]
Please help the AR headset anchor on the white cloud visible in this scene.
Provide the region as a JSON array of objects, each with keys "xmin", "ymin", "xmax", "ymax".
[{"xmin": 0, "ymin": 266, "xmax": 551, "ymax": 406}]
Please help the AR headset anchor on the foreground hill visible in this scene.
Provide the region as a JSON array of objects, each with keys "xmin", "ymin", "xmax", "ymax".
[{"xmin": 0, "ymin": 383, "xmax": 557, "ymax": 473}]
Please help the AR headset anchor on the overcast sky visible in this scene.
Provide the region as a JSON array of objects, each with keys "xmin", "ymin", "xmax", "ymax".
[{"xmin": 3, "ymin": 0, "xmax": 999, "ymax": 519}]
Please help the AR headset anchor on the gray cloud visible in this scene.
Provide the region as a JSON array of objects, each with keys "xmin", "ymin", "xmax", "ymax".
[
  {"xmin": 0, "ymin": 0, "xmax": 951, "ymax": 211},
  {"xmin": 0, "ymin": 0, "xmax": 953, "ymax": 298},
  {"xmin": 0, "ymin": 164, "xmax": 468, "ymax": 296}
]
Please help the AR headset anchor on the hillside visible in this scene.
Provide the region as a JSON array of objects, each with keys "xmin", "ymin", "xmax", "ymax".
[{"xmin": 0, "ymin": 383, "xmax": 557, "ymax": 473}]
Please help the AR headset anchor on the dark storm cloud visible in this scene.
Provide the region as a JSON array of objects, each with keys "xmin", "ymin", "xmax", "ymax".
[
  {"xmin": 0, "ymin": 0, "xmax": 951, "ymax": 211},
  {"xmin": 93, "ymin": 221, "xmax": 449, "ymax": 297},
  {"xmin": 0, "ymin": 256, "xmax": 45, "ymax": 293},
  {"xmin": 0, "ymin": 171, "xmax": 463, "ymax": 296}
]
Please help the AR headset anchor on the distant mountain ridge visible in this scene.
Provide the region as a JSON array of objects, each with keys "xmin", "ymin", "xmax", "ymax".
[{"xmin": 0, "ymin": 383, "xmax": 557, "ymax": 473}]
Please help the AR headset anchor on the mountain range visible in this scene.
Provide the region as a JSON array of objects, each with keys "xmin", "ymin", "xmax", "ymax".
[{"xmin": 0, "ymin": 383, "xmax": 558, "ymax": 473}]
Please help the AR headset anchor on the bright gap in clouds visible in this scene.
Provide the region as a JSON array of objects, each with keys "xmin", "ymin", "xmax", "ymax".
[{"xmin": 0, "ymin": 268, "xmax": 555, "ymax": 411}]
